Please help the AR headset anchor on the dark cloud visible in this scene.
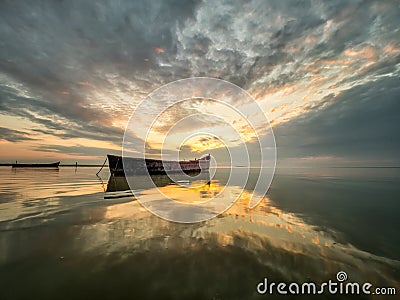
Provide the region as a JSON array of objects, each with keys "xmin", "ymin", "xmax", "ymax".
[
  {"xmin": 0, "ymin": 0, "xmax": 201, "ymax": 78},
  {"xmin": 0, "ymin": 0, "xmax": 201, "ymax": 138},
  {"xmin": 2, "ymin": 0, "xmax": 396, "ymax": 96},
  {"xmin": 174, "ymin": 0, "xmax": 400, "ymax": 90},
  {"xmin": 0, "ymin": 84, "xmax": 123, "ymax": 144},
  {"xmin": 35, "ymin": 144, "xmax": 118, "ymax": 158},
  {"xmin": 274, "ymin": 76, "xmax": 400, "ymax": 164},
  {"xmin": 0, "ymin": 127, "xmax": 34, "ymax": 142}
]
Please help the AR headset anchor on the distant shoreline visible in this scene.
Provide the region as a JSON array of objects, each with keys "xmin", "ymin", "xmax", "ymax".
[
  {"xmin": 60, "ymin": 164, "xmax": 106, "ymax": 167},
  {"xmin": 0, "ymin": 163, "xmax": 106, "ymax": 167}
]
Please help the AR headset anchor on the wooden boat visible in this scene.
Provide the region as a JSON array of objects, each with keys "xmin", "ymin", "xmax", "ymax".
[
  {"xmin": 11, "ymin": 162, "xmax": 60, "ymax": 168},
  {"xmin": 107, "ymin": 154, "xmax": 210, "ymax": 176}
]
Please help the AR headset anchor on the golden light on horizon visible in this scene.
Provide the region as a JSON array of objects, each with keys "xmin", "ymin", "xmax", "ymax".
[{"xmin": 181, "ymin": 135, "xmax": 225, "ymax": 153}]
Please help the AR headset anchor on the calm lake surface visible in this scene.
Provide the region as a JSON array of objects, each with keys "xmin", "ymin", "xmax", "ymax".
[{"xmin": 0, "ymin": 166, "xmax": 399, "ymax": 299}]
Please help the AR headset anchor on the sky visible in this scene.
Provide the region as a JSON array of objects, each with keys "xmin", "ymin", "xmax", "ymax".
[{"xmin": 0, "ymin": 0, "xmax": 399, "ymax": 166}]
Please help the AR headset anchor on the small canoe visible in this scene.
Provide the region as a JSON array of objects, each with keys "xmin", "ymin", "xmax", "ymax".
[{"xmin": 11, "ymin": 162, "xmax": 60, "ymax": 168}]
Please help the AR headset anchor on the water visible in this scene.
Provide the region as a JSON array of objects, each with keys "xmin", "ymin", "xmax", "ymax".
[{"xmin": 0, "ymin": 166, "xmax": 399, "ymax": 299}]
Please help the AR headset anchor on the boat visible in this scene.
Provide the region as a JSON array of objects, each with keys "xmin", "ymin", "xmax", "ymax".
[
  {"xmin": 11, "ymin": 162, "xmax": 60, "ymax": 168},
  {"xmin": 107, "ymin": 154, "xmax": 210, "ymax": 176}
]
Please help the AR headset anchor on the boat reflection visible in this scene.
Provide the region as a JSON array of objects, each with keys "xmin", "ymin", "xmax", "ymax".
[{"xmin": 104, "ymin": 172, "xmax": 211, "ymax": 199}]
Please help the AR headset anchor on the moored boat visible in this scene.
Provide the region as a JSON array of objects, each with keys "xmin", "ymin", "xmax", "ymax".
[
  {"xmin": 107, "ymin": 154, "xmax": 210, "ymax": 176},
  {"xmin": 11, "ymin": 162, "xmax": 60, "ymax": 168}
]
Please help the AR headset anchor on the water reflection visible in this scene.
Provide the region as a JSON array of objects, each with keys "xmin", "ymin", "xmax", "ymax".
[
  {"xmin": 0, "ymin": 166, "xmax": 104, "ymax": 223},
  {"xmin": 105, "ymin": 172, "xmax": 211, "ymax": 193},
  {"xmin": 86, "ymin": 183, "xmax": 400, "ymax": 283},
  {"xmin": 94, "ymin": 173, "xmax": 400, "ymax": 291},
  {"xmin": 0, "ymin": 167, "xmax": 399, "ymax": 299}
]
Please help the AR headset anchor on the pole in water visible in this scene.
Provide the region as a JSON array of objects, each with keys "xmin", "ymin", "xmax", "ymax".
[{"xmin": 96, "ymin": 157, "xmax": 108, "ymax": 176}]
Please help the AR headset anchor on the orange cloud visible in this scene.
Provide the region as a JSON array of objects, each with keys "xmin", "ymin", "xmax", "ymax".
[
  {"xmin": 384, "ymin": 44, "xmax": 400, "ymax": 54},
  {"xmin": 153, "ymin": 47, "xmax": 165, "ymax": 54},
  {"xmin": 304, "ymin": 35, "xmax": 317, "ymax": 45},
  {"xmin": 78, "ymin": 81, "xmax": 95, "ymax": 88},
  {"xmin": 343, "ymin": 45, "xmax": 378, "ymax": 60}
]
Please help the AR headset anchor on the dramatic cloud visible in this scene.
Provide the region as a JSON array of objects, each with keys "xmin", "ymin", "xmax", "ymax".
[
  {"xmin": 274, "ymin": 76, "xmax": 400, "ymax": 166},
  {"xmin": 0, "ymin": 0, "xmax": 399, "ymax": 163},
  {"xmin": 0, "ymin": 127, "xmax": 34, "ymax": 143}
]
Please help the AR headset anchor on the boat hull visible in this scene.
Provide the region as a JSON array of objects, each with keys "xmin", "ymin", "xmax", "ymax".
[{"xmin": 107, "ymin": 154, "xmax": 210, "ymax": 176}]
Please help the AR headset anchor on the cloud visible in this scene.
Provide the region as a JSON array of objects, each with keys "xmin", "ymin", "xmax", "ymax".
[
  {"xmin": 273, "ymin": 76, "xmax": 400, "ymax": 165},
  {"xmin": 0, "ymin": 0, "xmax": 399, "ymax": 162},
  {"xmin": 0, "ymin": 0, "xmax": 203, "ymax": 160},
  {"xmin": 0, "ymin": 127, "xmax": 34, "ymax": 142},
  {"xmin": 35, "ymin": 144, "xmax": 118, "ymax": 158},
  {"xmin": 0, "ymin": 83, "xmax": 123, "ymax": 144}
]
